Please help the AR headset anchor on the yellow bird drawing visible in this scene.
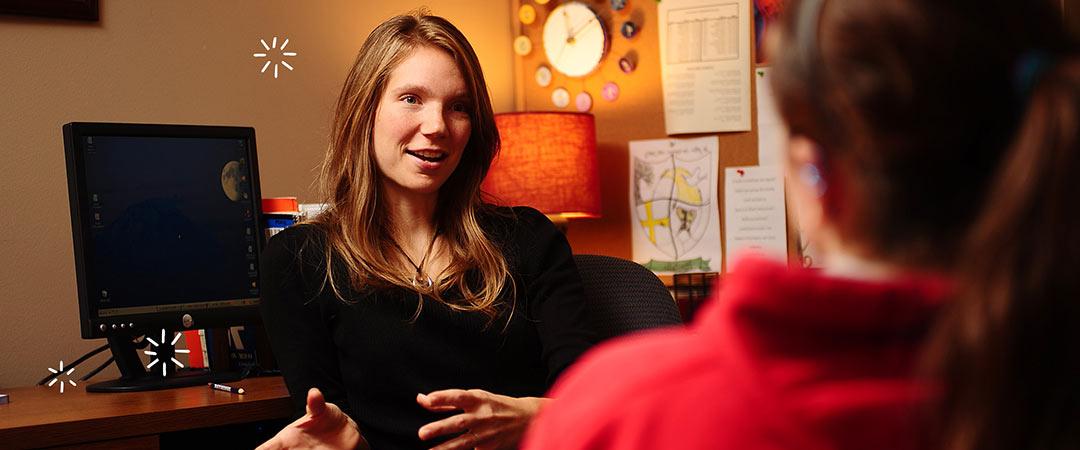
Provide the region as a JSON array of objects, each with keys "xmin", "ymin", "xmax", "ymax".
[{"xmin": 660, "ymin": 168, "xmax": 704, "ymax": 206}]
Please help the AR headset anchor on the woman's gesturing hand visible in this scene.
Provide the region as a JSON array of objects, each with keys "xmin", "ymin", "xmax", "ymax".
[
  {"xmin": 257, "ymin": 388, "xmax": 368, "ymax": 450},
  {"xmin": 416, "ymin": 389, "xmax": 548, "ymax": 450}
]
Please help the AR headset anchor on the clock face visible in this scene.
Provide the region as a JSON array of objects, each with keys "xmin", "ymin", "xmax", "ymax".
[{"xmin": 543, "ymin": 1, "xmax": 608, "ymax": 78}]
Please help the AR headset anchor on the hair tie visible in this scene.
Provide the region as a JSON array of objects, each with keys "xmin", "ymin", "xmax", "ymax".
[{"xmin": 1014, "ymin": 51, "xmax": 1055, "ymax": 99}]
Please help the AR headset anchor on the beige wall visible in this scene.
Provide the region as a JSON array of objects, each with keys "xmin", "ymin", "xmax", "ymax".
[{"xmin": 0, "ymin": 1, "xmax": 513, "ymax": 388}]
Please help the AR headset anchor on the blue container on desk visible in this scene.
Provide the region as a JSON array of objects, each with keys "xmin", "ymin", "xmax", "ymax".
[{"xmin": 262, "ymin": 197, "xmax": 300, "ymax": 241}]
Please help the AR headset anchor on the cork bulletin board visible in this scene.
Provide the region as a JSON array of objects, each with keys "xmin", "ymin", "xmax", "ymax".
[{"xmin": 509, "ymin": 0, "xmax": 797, "ymax": 272}]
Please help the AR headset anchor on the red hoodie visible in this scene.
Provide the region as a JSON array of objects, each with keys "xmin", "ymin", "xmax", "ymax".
[{"xmin": 523, "ymin": 257, "xmax": 950, "ymax": 450}]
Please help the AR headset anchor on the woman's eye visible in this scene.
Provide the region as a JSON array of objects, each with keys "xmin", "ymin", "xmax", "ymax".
[
  {"xmin": 450, "ymin": 102, "xmax": 469, "ymax": 113},
  {"xmin": 402, "ymin": 95, "xmax": 419, "ymax": 105}
]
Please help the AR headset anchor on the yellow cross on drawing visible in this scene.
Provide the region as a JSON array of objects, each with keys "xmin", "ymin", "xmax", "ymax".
[{"xmin": 639, "ymin": 201, "xmax": 669, "ymax": 244}]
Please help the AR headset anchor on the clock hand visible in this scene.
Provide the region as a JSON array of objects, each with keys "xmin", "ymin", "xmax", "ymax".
[
  {"xmin": 554, "ymin": 41, "xmax": 568, "ymax": 65},
  {"xmin": 568, "ymin": 17, "xmax": 599, "ymax": 39},
  {"xmin": 563, "ymin": 9, "xmax": 572, "ymax": 38}
]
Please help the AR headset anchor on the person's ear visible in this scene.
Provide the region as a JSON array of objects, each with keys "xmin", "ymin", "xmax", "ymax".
[
  {"xmin": 785, "ymin": 135, "xmax": 828, "ymax": 245},
  {"xmin": 787, "ymin": 136, "xmax": 826, "ymax": 197}
]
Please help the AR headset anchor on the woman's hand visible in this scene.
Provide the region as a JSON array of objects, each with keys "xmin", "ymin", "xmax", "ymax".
[
  {"xmin": 416, "ymin": 389, "xmax": 548, "ymax": 450},
  {"xmin": 257, "ymin": 388, "xmax": 368, "ymax": 450}
]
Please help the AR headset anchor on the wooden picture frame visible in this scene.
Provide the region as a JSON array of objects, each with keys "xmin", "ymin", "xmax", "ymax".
[{"xmin": 0, "ymin": 0, "xmax": 98, "ymax": 21}]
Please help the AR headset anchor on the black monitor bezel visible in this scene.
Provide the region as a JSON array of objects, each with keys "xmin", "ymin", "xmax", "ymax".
[{"xmin": 63, "ymin": 122, "xmax": 265, "ymax": 339}]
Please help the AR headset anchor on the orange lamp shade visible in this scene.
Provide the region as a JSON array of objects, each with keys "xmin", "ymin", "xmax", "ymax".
[{"xmin": 482, "ymin": 112, "xmax": 601, "ymax": 219}]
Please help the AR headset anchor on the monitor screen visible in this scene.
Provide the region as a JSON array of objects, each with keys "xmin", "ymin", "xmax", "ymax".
[{"xmin": 64, "ymin": 123, "xmax": 263, "ymax": 339}]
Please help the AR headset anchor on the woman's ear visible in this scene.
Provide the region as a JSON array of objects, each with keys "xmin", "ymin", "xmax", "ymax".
[
  {"xmin": 785, "ymin": 135, "xmax": 828, "ymax": 247},
  {"xmin": 787, "ymin": 135, "xmax": 827, "ymax": 191}
]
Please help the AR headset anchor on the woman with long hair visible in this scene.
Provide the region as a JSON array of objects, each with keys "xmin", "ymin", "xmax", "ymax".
[
  {"xmin": 257, "ymin": 11, "xmax": 595, "ymax": 450},
  {"xmin": 524, "ymin": 0, "xmax": 1079, "ymax": 449}
]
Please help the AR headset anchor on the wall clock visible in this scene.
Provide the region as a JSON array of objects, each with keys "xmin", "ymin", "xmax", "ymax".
[
  {"xmin": 516, "ymin": 0, "xmax": 642, "ymax": 110},
  {"xmin": 542, "ymin": 1, "xmax": 609, "ymax": 78}
]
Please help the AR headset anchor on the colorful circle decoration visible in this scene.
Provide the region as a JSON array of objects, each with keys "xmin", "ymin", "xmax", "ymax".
[
  {"xmin": 621, "ymin": 21, "xmax": 639, "ymax": 39},
  {"xmin": 514, "ymin": 35, "xmax": 533, "ymax": 56},
  {"xmin": 575, "ymin": 92, "xmax": 593, "ymax": 112},
  {"xmin": 551, "ymin": 88, "xmax": 571, "ymax": 108},
  {"xmin": 619, "ymin": 55, "xmax": 637, "ymax": 73},
  {"xmin": 601, "ymin": 82, "xmax": 620, "ymax": 101},
  {"xmin": 611, "ymin": 0, "xmax": 628, "ymax": 11},
  {"xmin": 535, "ymin": 65, "xmax": 553, "ymax": 87},
  {"xmin": 519, "ymin": 4, "xmax": 537, "ymax": 25}
]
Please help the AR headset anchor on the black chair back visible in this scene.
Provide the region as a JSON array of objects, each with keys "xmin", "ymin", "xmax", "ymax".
[{"xmin": 573, "ymin": 254, "xmax": 683, "ymax": 341}]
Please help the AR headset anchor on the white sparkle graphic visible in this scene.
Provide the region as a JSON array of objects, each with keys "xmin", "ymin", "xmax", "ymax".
[
  {"xmin": 144, "ymin": 329, "xmax": 190, "ymax": 377},
  {"xmin": 253, "ymin": 35, "xmax": 298, "ymax": 79},
  {"xmin": 46, "ymin": 360, "xmax": 77, "ymax": 394}
]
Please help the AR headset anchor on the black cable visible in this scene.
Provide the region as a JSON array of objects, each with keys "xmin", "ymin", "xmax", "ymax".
[
  {"xmin": 79, "ymin": 356, "xmax": 115, "ymax": 382},
  {"xmin": 37, "ymin": 343, "xmax": 110, "ymax": 385}
]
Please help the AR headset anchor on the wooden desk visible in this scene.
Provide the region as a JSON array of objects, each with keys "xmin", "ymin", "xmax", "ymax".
[{"xmin": 0, "ymin": 376, "xmax": 292, "ymax": 449}]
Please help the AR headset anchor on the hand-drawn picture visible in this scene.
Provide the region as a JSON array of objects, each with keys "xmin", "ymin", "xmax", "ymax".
[{"xmin": 630, "ymin": 137, "xmax": 723, "ymax": 273}]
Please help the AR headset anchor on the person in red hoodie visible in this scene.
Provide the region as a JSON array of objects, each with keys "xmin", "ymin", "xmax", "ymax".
[{"xmin": 524, "ymin": 1, "xmax": 1080, "ymax": 449}]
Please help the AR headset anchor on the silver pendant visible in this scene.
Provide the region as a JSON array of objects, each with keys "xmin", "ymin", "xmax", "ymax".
[{"xmin": 412, "ymin": 272, "xmax": 434, "ymax": 290}]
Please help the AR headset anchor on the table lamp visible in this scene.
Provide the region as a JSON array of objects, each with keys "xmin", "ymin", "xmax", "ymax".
[{"xmin": 482, "ymin": 112, "xmax": 602, "ymax": 231}]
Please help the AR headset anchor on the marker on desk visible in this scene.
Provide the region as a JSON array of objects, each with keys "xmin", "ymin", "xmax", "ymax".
[
  {"xmin": 208, "ymin": 383, "xmax": 245, "ymax": 395},
  {"xmin": 0, "ymin": 393, "xmax": 8, "ymax": 404}
]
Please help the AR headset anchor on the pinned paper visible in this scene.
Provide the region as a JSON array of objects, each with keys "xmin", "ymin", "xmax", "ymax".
[
  {"xmin": 659, "ymin": 0, "xmax": 752, "ymax": 134},
  {"xmin": 630, "ymin": 137, "xmax": 723, "ymax": 273},
  {"xmin": 755, "ymin": 67, "xmax": 787, "ymax": 166},
  {"xmin": 724, "ymin": 165, "xmax": 787, "ymax": 270}
]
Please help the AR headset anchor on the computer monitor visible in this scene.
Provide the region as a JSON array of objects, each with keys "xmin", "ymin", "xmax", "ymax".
[{"xmin": 63, "ymin": 122, "xmax": 264, "ymax": 392}]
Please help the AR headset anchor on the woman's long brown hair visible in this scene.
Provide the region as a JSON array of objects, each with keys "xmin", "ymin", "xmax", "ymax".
[
  {"xmin": 310, "ymin": 10, "xmax": 511, "ymax": 322},
  {"xmin": 928, "ymin": 58, "xmax": 1080, "ymax": 450},
  {"xmin": 770, "ymin": 0, "xmax": 1079, "ymax": 448}
]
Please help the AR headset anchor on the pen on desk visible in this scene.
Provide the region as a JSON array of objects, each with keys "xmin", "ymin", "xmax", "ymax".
[{"xmin": 208, "ymin": 383, "xmax": 245, "ymax": 395}]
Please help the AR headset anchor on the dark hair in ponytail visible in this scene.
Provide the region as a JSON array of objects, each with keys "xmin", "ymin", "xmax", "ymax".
[
  {"xmin": 927, "ymin": 57, "xmax": 1080, "ymax": 450},
  {"xmin": 771, "ymin": 0, "xmax": 1079, "ymax": 448}
]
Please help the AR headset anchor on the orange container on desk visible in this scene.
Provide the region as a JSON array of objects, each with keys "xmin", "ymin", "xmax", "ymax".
[{"xmin": 262, "ymin": 197, "xmax": 301, "ymax": 240}]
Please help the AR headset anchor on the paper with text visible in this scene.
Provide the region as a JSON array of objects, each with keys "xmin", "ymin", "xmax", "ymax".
[
  {"xmin": 724, "ymin": 165, "xmax": 787, "ymax": 270},
  {"xmin": 659, "ymin": 0, "xmax": 752, "ymax": 134}
]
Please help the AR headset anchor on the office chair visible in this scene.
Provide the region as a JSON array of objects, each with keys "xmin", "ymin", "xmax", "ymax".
[{"xmin": 573, "ymin": 254, "xmax": 684, "ymax": 342}]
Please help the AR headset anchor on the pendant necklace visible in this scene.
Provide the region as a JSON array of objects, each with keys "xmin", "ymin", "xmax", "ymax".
[{"xmin": 388, "ymin": 229, "xmax": 440, "ymax": 295}]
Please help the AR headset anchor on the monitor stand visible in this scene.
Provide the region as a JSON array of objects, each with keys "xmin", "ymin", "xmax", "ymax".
[{"xmin": 87, "ymin": 329, "xmax": 242, "ymax": 393}]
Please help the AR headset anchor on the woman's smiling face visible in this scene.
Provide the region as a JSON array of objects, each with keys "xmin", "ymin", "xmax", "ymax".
[{"xmin": 371, "ymin": 45, "xmax": 472, "ymax": 198}]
